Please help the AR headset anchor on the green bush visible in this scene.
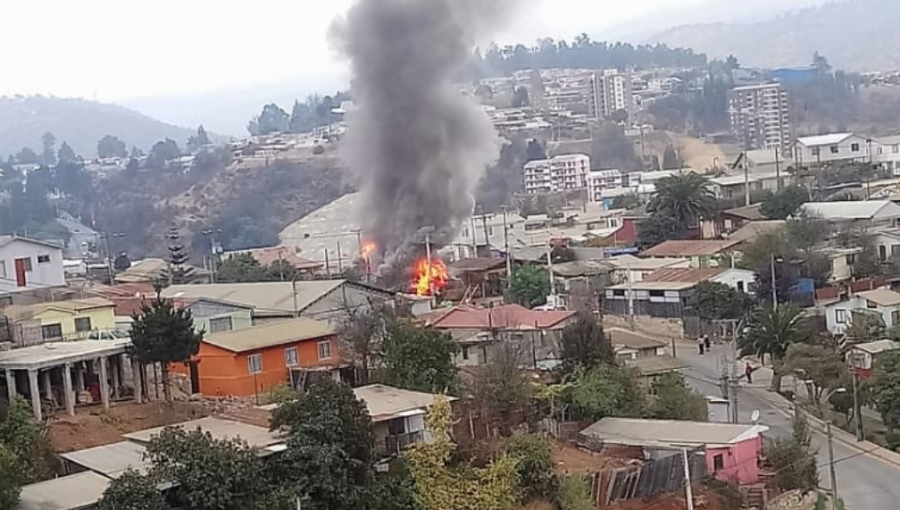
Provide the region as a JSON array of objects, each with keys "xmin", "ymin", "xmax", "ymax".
[
  {"xmin": 885, "ymin": 431, "xmax": 900, "ymax": 451},
  {"xmin": 503, "ymin": 434, "xmax": 555, "ymax": 501},
  {"xmin": 557, "ymin": 475, "xmax": 593, "ymax": 510}
]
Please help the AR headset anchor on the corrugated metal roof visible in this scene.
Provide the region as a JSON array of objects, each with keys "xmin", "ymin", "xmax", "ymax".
[
  {"xmin": 124, "ymin": 417, "xmax": 282, "ymax": 448},
  {"xmin": 607, "ymin": 281, "xmax": 697, "ymax": 291},
  {"xmin": 801, "ymin": 201, "xmax": 900, "ymax": 220},
  {"xmin": 641, "ymin": 240, "xmax": 740, "ymax": 258},
  {"xmin": 796, "ymin": 133, "xmax": 856, "ymax": 147},
  {"xmin": 604, "ymin": 254, "xmax": 689, "ymax": 271},
  {"xmin": 18, "ymin": 471, "xmax": 110, "ymax": 510},
  {"xmin": 162, "ymin": 280, "xmax": 347, "ymax": 314},
  {"xmin": 204, "ymin": 317, "xmax": 333, "ymax": 353},
  {"xmin": 430, "ymin": 304, "xmax": 574, "ymax": 330},
  {"xmin": 580, "ymin": 418, "xmax": 769, "ymax": 447},
  {"xmin": 727, "ymin": 220, "xmax": 786, "ymax": 244},
  {"xmin": 354, "ymin": 384, "xmax": 453, "ymax": 423},
  {"xmin": 643, "ymin": 268, "xmax": 726, "ymax": 283}
]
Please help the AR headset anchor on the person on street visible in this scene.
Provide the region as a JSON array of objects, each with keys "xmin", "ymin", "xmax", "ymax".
[
  {"xmin": 703, "ymin": 334, "xmax": 711, "ymax": 352},
  {"xmin": 698, "ymin": 337, "xmax": 705, "ymax": 355},
  {"xmin": 745, "ymin": 362, "xmax": 754, "ymax": 384}
]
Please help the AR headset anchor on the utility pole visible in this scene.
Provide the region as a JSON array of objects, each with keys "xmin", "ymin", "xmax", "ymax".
[
  {"xmin": 501, "ymin": 206, "xmax": 512, "ymax": 288},
  {"xmin": 480, "ymin": 210, "xmax": 491, "ymax": 256},
  {"xmin": 682, "ymin": 448, "xmax": 695, "ymax": 510},
  {"xmin": 853, "ymin": 369, "xmax": 864, "ymax": 441},
  {"xmin": 775, "ymin": 147, "xmax": 782, "ymax": 191},
  {"xmin": 424, "ymin": 231, "xmax": 433, "ymax": 295},
  {"xmin": 827, "ymin": 421, "xmax": 839, "ymax": 510},
  {"xmin": 743, "ymin": 156, "xmax": 751, "ymax": 207},
  {"xmin": 100, "ymin": 232, "xmax": 124, "ymax": 286},
  {"xmin": 770, "ymin": 254, "xmax": 778, "ymax": 306}
]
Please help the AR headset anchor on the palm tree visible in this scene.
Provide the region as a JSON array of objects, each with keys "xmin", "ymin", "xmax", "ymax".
[
  {"xmin": 739, "ymin": 305, "xmax": 808, "ymax": 392},
  {"xmin": 647, "ymin": 173, "xmax": 717, "ymax": 229}
]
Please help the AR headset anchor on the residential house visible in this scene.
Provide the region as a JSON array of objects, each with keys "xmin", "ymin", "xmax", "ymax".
[
  {"xmin": 609, "ymin": 327, "xmax": 668, "ymax": 360},
  {"xmin": 170, "ymin": 317, "xmax": 340, "ymax": 397},
  {"xmin": 17, "ymin": 471, "xmax": 111, "ymax": 510},
  {"xmin": 822, "ymin": 246, "xmax": 865, "ymax": 283},
  {"xmin": 579, "ymin": 418, "xmax": 769, "ymax": 485},
  {"xmin": 846, "ymin": 339, "xmax": 899, "ymax": 377},
  {"xmin": 874, "ymin": 135, "xmax": 900, "ymax": 176},
  {"xmin": 725, "ymin": 220, "xmax": 786, "ymax": 247},
  {"xmin": 643, "ymin": 267, "xmax": 756, "ymax": 295},
  {"xmin": 176, "ymin": 298, "xmax": 254, "ymax": 334},
  {"xmin": 731, "ymin": 149, "xmax": 794, "ymax": 176},
  {"xmin": 551, "ymin": 260, "xmax": 612, "ymax": 311},
  {"xmin": 800, "ymin": 201, "xmax": 900, "ymax": 227},
  {"xmin": 353, "ymin": 384, "xmax": 452, "ymax": 458},
  {"xmin": 449, "ymin": 257, "xmax": 508, "ymax": 302},
  {"xmin": 0, "ymin": 236, "xmax": 66, "ymax": 298},
  {"xmin": 55, "ymin": 214, "xmax": 100, "ymax": 260},
  {"xmin": 603, "ymin": 281, "xmax": 696, "ymax": 319},
  {"xmin": 824, "ymin": 288, "xmax": 900, "ymax": 335},
  {"xmin": 423, "ymin": 304, "xmax": 576, "ymax": 369},
  {"xmin": 604, "ymin": 254, "xmax": 690, "ymax": 283},
  {"xmin": 162, "ymin": 280, "xmax": 394, "ymax": 327},
  {"xmin": 226, "ymin": 246, "xmax": 324, "ymax": 274},
  {"xmin": 4, "ymin": 297, "xmax": 117, "ymax": 345},
  {"xmin": 708, "ymin": 172, "xmax": 782, "ymax": 201},
  {"xmin": 640, "ymin": 240, "xmax": 741, "ymax": 268},
  {"xmin": 793, "ymin": 133, "xmax": 870, "ymax": 166},
  {"xmin": 720, "ymin": 204, "xmax": 766, "ymax": 233},
  {"xmin": 869, "ymin": 226, "xmax": 900, "ymax": 262},
  {"xmin": 624, "ymin": 355, "xmax": 688, "ymax": 390}
]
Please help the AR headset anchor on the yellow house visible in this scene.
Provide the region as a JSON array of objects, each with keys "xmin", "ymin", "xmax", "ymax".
[{"xmin": 5, "ymin": 297, "xmax": 116, "ymax": 342}]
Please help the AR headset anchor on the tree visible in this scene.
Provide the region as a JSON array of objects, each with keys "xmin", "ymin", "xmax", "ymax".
[
  {"xmin": 610, "ymin": 108, "xmax": 629, "ymax": 124},
  {"xmin": 760, "ymin": 185, "xmax": 807, "ymax": 220},
  {"xmin": 471, "ymin": 343, "xmax": 531, "ymax": 434},
  {"xmin": 338, "ymin": 298, "xmax": 395, "ymax": 385},
  {"xmin": 14, "ymin": 147, "xmax": 39, "ymax": 165},
  {"xmin": 0, "ymin": 444, "xmax": 20, "ymax": 510},
  {"xmin": 143, "ymin": 427, "xmax": 277, "ymax": 510},
  {"xmin": 739, "ymin": 305, "xmax": 808, "ymax": 392},
  {"xmin": 648, "ymin": 373, "xmax": 708, "ymax": 421},
  {"xmin": 557, "ymin": 475, "xmax": 593, "ymax": 510},
  {"xmin": 57, "ymin": 142, "xmax": 78, "ymax": 163},
  {"xmin": 187, "ymin": 125, "xmax": 212, "ymax": 152},
  {"xmin": 508, "ymin": 264, "xmax": 549, "ymax": 307},
  {"xmin": 216, "ymin": 253, "xmax": 267, "ymax": 282},
  {"xmin": 55, "ymin": 160, "xmax": 91, "ymax": 199},
  {"xmin": 767, "ymin": 412, "xmax": 818, "ymax": 492},
  {"xmin": 637, "ymin": 213, "xmax": 691, "ymax": 248},
  {"xmin": 0, "ymin": 397, "xmax": 54, "ymax": 484},
  {"xmin": 503, "ymin": 434, "xmax": 554, "ymax": 502},
  {"xmin": 269, "ymin": 379, "xmax": 377, "ymax": 510},
  {"xmin": 525, "ymin": 139, "xmax": 546, "ymax": 161},
  {"xmin": 148, "ymin": 138, "xmax": 181, "ymax": 167},
  {"xmin": 129, "ymin": 293, "xmax": 203, "ymax": 401},
  {"xmin": 405, "ymin": 396, "xmax": 519, "ymax": 510},
  {"xmin": 661, "ymin": 145, "xmax": 680, "ymax": 169},
  {"xmin": 97, "ymin": 135, "xmax": 128, "ymax": 159},
  {"xmin": 166, "ymin": 226, "xmax": 190, "ymax": 285},
  {"xmin": 512, "ymin": 86, "xmax": 530, "ymax": 108},
  {"xmin": 872, "ymin": 351, "xmax": 900, "ymax": 431},
  {"xmin": 570, "ymin": 366, "xmax": 646, "ymax": 420},
  {"xmin": 380, "ymin": 324, "xmax": 457, "ymax": 393},
  {"xmin": 647, "ymin": 172, "xmax": 716, "ymax": 229},
  {"xmin": 783, "ymin": 343, "xmax": 847, "ymax": 404},
  {"xmin": 40, "ymin": 131, "xmax": 57, "ymax": 166},
  {"xmin": 98, "ymin": 469, "xmax": 167, "ymax": 510},
  {"xmin": 559, "ymin": 313, "xmax": 615, "ymax": 373},
  {"xmin": 692, "ymin": 281, "xmax": 753, "ymax": 321},
  {"xmin": 257, "ymin": 104, "xmax": 291, "ymax": 135}
]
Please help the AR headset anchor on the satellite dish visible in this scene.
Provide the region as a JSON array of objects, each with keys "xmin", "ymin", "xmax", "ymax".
[{"xmin": 750, "ymin": 410, "xmax": 760, "ymax": 423}]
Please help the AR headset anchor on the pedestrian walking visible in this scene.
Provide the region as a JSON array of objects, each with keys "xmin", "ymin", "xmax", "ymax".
[
  {"xmin": 745, "ymin": 362, "xmax": 754, "ymax": 384},
  {"xmin": 698, "ymin": 337, "xmax": 705, "ymax": 355},
  {"xmin": 703, "ymin": 334, "xmax": 711, "ymax": 352}
]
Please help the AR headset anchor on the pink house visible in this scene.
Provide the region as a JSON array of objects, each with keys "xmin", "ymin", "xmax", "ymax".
[{"xmin": 580, "ymin": 417, "xmax": 769, "ymax": 485}]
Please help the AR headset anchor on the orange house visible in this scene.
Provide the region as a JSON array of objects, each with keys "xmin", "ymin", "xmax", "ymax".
[{"xmin": 172, "ymin": 318, "xmax": 339, "ymax": 397}]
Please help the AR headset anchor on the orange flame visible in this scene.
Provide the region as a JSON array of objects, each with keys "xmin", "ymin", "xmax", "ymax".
[
  {"xmin": 413, "ymin": 257, "xmax": 449, "ymax": 296},
  {"xmin": 362, "ymin": 242, "xmax": 376, "ymax": 255}
]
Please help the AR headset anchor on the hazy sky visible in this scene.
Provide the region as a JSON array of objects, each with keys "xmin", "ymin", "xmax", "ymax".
[{"xmin": 0, "ymin": 0, "xmax": 708, "ymax": 101}]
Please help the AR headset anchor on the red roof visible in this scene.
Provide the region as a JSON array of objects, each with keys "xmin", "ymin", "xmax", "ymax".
[
  {"xmin": 250, "ymin": 247, "xmax": 323, "ymax": 271},
  {"xmin": 429, "ymin": 304, "xmax": 574, "ymax": 330},
  {"xmin": 643, "ymin": 268, "xmax": 727, "ymax": 283}
]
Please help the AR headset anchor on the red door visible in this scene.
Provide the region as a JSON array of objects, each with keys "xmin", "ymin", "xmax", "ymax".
[{"xmin": 14, "ymin": 258, "xmax": 26, "ymax": 287}]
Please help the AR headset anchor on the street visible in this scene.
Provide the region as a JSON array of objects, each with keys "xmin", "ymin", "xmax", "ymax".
[{"xmin": 678, "ymin": 340, "xmax": 900, "ymax": 509}]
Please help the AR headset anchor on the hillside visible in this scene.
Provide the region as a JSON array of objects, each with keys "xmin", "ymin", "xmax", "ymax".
[
  {"xmin": 645, "ymin": 0, "xmax": 900, "ymax": 71},
  {"xmin": 0, "ymin": 96, "xmax": 196, "ymax": 158}
]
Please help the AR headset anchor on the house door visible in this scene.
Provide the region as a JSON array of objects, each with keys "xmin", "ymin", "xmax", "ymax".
[
  {"xmin": 13, "ymin": 258, "xmax": 27, "ymax": 287},
  {"xmin": 187, "ymin": 361, "xmax": 201, "ymax": 395}
]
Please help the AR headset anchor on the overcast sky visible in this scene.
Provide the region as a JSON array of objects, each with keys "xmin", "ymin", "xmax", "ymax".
[{"xmin": 0, "ymin": 0, "xmax": 708, "ymax": 101}]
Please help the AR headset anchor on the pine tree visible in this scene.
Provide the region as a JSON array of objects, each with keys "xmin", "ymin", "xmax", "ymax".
[{"xmin": 166, "ymin": 226, "xmax": 190, "ymax": 285}]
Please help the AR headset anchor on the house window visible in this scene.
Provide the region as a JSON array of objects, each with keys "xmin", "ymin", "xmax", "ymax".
[
  {"xmin": 649, "ymin": 290, "xmax": 665, "ymax": 298},
  {"xmin": 835, "ymin": 309, "xmax": 848, "ymax": 324},
  {"xmin": 208, "ymin": 316, "xmax": 233, "ymax": 334},
  {"xmin": 37, "ymin": 254, "xmax": 51, "ymax": 264},
  {"xmin": 892, "ymin": 245, "xmax": 900, "ymax": 257},
  {"xmin": 247, "ymin": 353, "xmax": 263, "ymax": 374},
  {"xmin": 74, "ymin": 317, "xmax": 92, "ymax": 333},
  {"xmin": 613, "ymin": 289, "xmax": 626, "ymax": 297},
  {"xmin": 387, "ymin": 417, "xmax": 406, "ymax": 435},
  {"xmin": 851, "ymin": 143, "xmax": 860, "ymax": 152},
  {"xmin": 737, "ymin": 281, "xmax": 745, "ymax": 293},
  {"xmin": 462, "ymin": 346, "xmax": 469, "ymax": 361},
  {"xmin": 41, "ymin": 323, "xmax": 63, "ymax": 340},
  {"xmin": 880, "ymin": 245, "xmax": 888, "ymax": 261},
  {"xmin": 284, "ymin": 347, "xmax": 299, "ymax": 367},
  {"xmin": 830, "ymin": 145, "xmax": 839, "ymax": 154},
  {"xmin": 867, "ymin": 300, "xmax": 878, "ymax": 310},
  {"xmin": 318, "ymin": 340, "xmax": 332, "ymax": 360},
  {"xmin": 893, "ymin": 310, "xmax": 900, "ymax": 327},
  {"xmin": 811, "ymin": 147, "xmax": 820, "ymax": 156},
  {"xmin": 713, "ymin": 454, "xmax": 725, "ymax": 472}
]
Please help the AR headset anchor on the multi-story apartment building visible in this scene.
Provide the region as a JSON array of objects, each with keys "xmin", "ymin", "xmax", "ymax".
[
  {"xmin": 586, "ymin": 169, "xmax": 624, "ymax": 202},
  {"xmin": 524, "ymin": 154, "xmax": 591, "ymax": 195},
  {"xmin": 727, "ymin": 83, "xmax": 793, "ymax": 154},
  {"xmin": 590, "ymin": 70, "xmax": 634, "ymax": 120}
]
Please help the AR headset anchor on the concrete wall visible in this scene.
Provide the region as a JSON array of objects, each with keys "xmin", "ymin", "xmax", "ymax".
[{"xmin": 0, "ymin": 240, "xmax": 65, "ymax": 293}]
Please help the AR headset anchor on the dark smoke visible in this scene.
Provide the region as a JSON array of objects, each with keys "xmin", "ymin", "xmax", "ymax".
[{"xmin": 332, "ymin": 0, "xmax": 509, "ymax": 271}]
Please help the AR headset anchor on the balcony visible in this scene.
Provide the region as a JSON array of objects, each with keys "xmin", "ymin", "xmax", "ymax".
[{"xmin": 379, "ymin": 430, "xmax": 425, "ymax": 456}]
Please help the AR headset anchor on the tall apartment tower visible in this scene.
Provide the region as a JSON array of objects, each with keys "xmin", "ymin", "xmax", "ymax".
[
  {"xmin": 727, "ymin": 83, "xmax": 793, "ymax": 154},
  {"xmin": 590, "ymin": 70, "xmax": 634, "ymax": 120}
]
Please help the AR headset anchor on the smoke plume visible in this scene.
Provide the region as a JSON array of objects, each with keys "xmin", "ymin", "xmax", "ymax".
[{"xmin": 332, "ymin": 0, "xmax": 509, "ymax": 271}]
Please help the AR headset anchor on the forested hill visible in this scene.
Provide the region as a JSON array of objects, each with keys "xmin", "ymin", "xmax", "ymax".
[
  {"xmin": 645, "ymin": 0, "xmax": 900, "ymax": 72},
  {"xmin": 0, "ymin": 96, "xmax": 195, "ymax": 158}
]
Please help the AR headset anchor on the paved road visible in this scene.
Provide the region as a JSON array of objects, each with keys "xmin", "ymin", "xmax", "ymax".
[{"xmin": 677, "ymin": 340, "xmax": 900, "ymax": 509}]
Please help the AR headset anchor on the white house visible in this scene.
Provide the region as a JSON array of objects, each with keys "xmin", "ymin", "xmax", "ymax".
[
  {"xmin": 799, "ymin": 201, "xmax": 900, "ymax": 226},
  {"xmin": 353, "ymin": 384, "xmax": 452, "ymax": 459},
  {"xmin": 793, "ymin": 133, "xmax": 871, "ymax": 166},
  {"xmin": 604, "ymin": 254, "xmax": 691, "ymax": 283},
  {"xmin": 824, "ymin": 288, "xmax": 900, "ymax": 335},
  {"xmin": 869, "ymin": 226, "xmax": 900, "ymax": 262},
  {"xmin": 846, "ymin": 340, "xmax": 899, "ymax": 372},
  {"xmin": 0, "ymin": 236, "xmax": 66, "ymax": 296},
  {"xmin": 708, "ymin": 172, "xmax": 783, "ymax": 200},
  {"xmin": 874, "ymin": 135, "xmax": 900, "ymax": 176},
  {"xmin": 643, "ymin": 267, "xmax": 757, "ymax": 295}
]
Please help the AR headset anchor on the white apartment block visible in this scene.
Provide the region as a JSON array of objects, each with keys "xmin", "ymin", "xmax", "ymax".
[
  {"xmin": 524, "ymin": 154, "xmax": 590, "ymax": 195},
  {"xmin": 591, "ymin": 70, "xmax": 634, "ymax": 120},
  {"xmin": 728, "ymin": 83, "xmax": 793, "ymax": 154},
  {"xmin": 586, "ymin": 170, "xmax": 624, "ymax": 203}
]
